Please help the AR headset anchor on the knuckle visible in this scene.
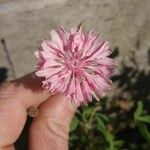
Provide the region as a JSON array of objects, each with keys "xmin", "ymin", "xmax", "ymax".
[
  {"xmin": 0, "ymin": 82, "xmax": 17, "ymax": 103},
  {"xmin": 45, "ymin": 116, "xmax": 69, "ymax": 141}
]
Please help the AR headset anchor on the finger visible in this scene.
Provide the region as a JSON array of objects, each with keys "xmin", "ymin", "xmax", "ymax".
[
  {"xmin": 0, "ymin": 73, "xmax": 51, "ymax": 149},
  {"xmin": 12, "ymin": 72, "xmax": 51, "ymax": 108},
  {"xmin": 29, "ymin": 93, "xmax": 77, "ymax": 150},
  {"xmin": 0, "ymin": 82, "xmax": 27, "ymax": 150}
]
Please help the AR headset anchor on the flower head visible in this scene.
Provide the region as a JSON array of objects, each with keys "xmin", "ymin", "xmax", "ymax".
[{"xmin": 35, "ymin": 25, "xmax": 115, "ymax": 104}]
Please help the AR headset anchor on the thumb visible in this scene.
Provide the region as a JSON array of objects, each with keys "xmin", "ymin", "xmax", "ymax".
[{"xmin": 29, "ymin": 93, "xmax": 77, "ymax": 150}]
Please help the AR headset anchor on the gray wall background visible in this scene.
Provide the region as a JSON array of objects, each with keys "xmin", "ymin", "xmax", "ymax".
[{"xmin": 0, "ymin": 0, "xmax": 150, "ymax": 79}]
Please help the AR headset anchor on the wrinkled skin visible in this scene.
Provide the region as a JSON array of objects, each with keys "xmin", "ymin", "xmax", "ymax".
[{"xmin": 0, "ymin": 73, "xmax": 76, "ymax": 150}]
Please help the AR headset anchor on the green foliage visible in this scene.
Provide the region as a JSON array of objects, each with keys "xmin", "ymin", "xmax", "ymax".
[
  {"xmin": 69, "ymin": 104, "xmax": 124, "ymax": 150},
  {"xmin": 70, "ymin": 116, "xmax": 79, "ymax": 132},
  {"xmin": 69, "ymin": 100, "xmax": 150, "ymax": 150},
  {"xmin": 96, "ymin": 116, "xmax": 123, "ymax": 150},
  {"xmin": 134, "ymin": 101, "xmax": 150, "ymax": 142},
  {"xmin": 138, "ymin": 123, "xmax": 150, "ymax": 142},
  {"xmin": 134, "ymin": 101, "xmax": 143, "ymax": 118}
]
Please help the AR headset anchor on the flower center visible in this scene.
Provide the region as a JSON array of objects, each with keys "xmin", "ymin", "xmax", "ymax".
[{"xmin": 65, "ymin": 51, "xmax": 83, "ymax": 75}]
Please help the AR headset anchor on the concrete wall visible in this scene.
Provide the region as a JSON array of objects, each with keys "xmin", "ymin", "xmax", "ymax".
[{"xmin": 0, "ymin": 0, "xmax": 150, "ymax": 78}]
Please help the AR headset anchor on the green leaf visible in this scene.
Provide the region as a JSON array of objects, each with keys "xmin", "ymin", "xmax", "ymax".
[
  {"xmin": 134, "ymin": 101, "xmax": 143, "ymax": 120},
  {"xmin": 83, "ymin": 107, "xmax": 94, "ymax": 118},
  {"xmin": 70, "ymin": 135, "xmax": 78, "ymax": 141},
  {"xmin": 96, "ymin": 116, "xmax": 106, "ymax": 131},
  {"xmin": 105, "ymin": 132, "xmax": 114, "ymax": 146},
  {"xmin": 98, "ymin": 113, "xmax": 110, "ymax": 122},
  {"xmin": 138, "ymin": 116, "xmax": 150, "ymax": 123},
  {"xmin": 70, "ymin": 116, "xmax": 79, "ymax": 132},
  {"xmin": 114, "ymin": 140, "xmax": 124, "ymax": 147},
  {"xmin": 138, "ymin": 123, "xmax": 150, "ymax": 142}
]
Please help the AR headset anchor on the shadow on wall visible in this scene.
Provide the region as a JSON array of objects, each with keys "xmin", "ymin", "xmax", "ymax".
[
  {"xmin": 111, "ymin": 46, "xmax": 150, "ymax": 103},
  {"xmin": 1, "ymin": 38, "xmax": 16, "ymax": 79},
  {"xmin": 0, "ymin": 67, "xmax": 8, "ymax": 84}
]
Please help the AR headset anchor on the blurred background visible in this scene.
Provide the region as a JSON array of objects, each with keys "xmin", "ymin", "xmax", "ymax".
[{"xmin": 0, "ymin": 0, "xmax": 150, "ymax": 150}]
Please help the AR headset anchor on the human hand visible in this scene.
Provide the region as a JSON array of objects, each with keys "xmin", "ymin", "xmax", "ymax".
[{"xmin": 0, "ymin": 73, "xmax": 76, "ymax": 150}]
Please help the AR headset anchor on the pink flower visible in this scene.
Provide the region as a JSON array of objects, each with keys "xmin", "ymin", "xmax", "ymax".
[{"xmin": 34, "ymin": 25, "xmax": 115, "ymax": 104}]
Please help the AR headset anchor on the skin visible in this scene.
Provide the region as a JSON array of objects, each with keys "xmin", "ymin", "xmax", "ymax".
[{"xmin": 0, "ymin": 73, "xmax": 77, "ymax": 150}]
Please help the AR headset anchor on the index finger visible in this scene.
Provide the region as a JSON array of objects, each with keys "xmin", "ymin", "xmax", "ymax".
[{"xmin": 11, "ymin": 72, "xmax": 51, "ymax": 108}]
